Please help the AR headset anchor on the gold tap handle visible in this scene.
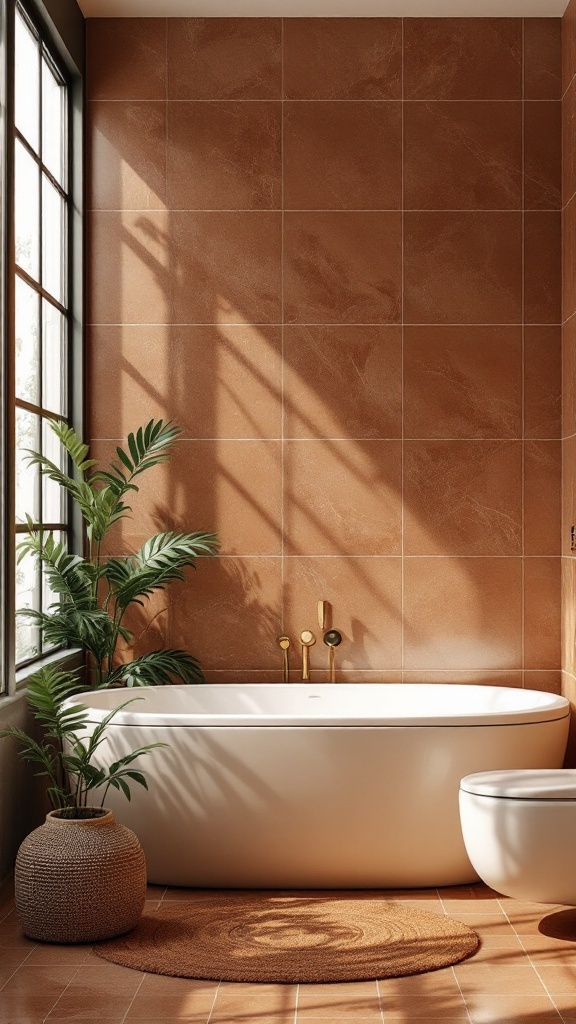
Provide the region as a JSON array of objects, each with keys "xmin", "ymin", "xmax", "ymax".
[
  {"xmin": 323, "ymin": 629, "xmax": 342, "ymax": 684},
  {"xmin": 278, "ymin": 636, "xmax": 290, "ymax": 683}
]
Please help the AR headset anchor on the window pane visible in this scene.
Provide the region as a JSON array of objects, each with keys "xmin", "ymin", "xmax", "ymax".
[
  {"xmin": 42, "ymin": 417, "xmax": 66, "ymax": 524},
  {"xmin": 42, "ymin": 58, "xmax": 66, "ymax": 188},
  {"xmin": 42, "ymin": 175, "xmax": 66, "ymax": 305},
  {"xmin": 15, "ymin": 9, "xmax": 39, "ymax": 152},
  {"xmin": 15, "ymin": 276, "xmax": 40, "ymax": 405},
  {"xmin": 43, "ymin": 301, "xmax": 67, "ymax": 416},
  {"xmin": 15, "ymin": 141, "xmax": 39, "ymax": 280},
  {"xmin": 15, "ymin": 408, "xmax": 39, "ymax": 523},
  {"xmin": 15, "ymin": 540, "xmax": 40, "ymax": 664}
]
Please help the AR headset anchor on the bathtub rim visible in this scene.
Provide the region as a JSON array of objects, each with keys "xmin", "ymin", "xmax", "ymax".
[{"xmin": 68, "ymin": 682, "xmax": 570, "ymax": 729}]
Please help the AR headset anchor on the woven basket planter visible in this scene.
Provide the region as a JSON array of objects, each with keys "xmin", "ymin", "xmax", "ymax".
[{"xmin": 15, "ymin": 808, "xmax": 146, "ymax": 944}]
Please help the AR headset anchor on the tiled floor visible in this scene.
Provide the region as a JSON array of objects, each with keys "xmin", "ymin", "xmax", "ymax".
[{"xmin": 2, "ymin": 881, "xmax": 576, "ymax": 1024}]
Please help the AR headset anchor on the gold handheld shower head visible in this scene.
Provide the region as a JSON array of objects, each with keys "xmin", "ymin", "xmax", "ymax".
[{"xmin": 300, "ymin": 629, "xmax": 316, "ymax": 681}]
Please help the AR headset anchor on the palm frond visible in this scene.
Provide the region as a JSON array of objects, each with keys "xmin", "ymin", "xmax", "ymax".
[
  {"xmin": 26, "ymin": 667, "xmax": 88, "ymax": 739},
  {"xmin": 91, "ymin": 419, "xmax": 181, "ymax": 498},
  {"xmin": 17, "ymin": 529, "xmax": 94, "ymax": 609},
  {"xmin": 48, "ymin": 420, "xmax": 98, "ymax": 475},
  {"xmin": 20, "ymin": 607, "xmax": 117, "ymax": 661},
  {"xmin": 104, "ymin": 532, "xmax": 219, "ymax": 609},
  {"xmin": 106, "ymin": 649, "xmax": 204, "ymax": 687}
]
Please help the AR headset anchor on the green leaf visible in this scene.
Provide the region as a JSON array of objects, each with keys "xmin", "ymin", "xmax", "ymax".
[
  {"xmin": 104, "ymin": 532, "xmax": 218, "ymax": 610},
  {"xmin": 125, "ymin": 770, "xmax": 148, "ymax": 789},
  {"xmin": 91, "ymin": 420, "xmax": 182, "ymax": 501},
  {"xmin": 107, "ymin": 649, "xmax": 204, "ymax": 687},
  {"xmin": 116, "ymin": 446, "xmax": 133, "ymax": 473},
  {"xmin": 19, "ymin": 607, "xmax": 118, "ymax": 661},
  {"xmin": 17, "ymin": 531, "xmax": 93, "ymax": 610},
  {"xmin": 49, "ymin": 420, "xmax": 94, "ymax": 473}
]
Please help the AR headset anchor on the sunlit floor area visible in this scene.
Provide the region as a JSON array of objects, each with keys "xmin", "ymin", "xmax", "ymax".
[{"xmin": 2, "ymin": 881, "xmax": 576, "ymax": 1024}]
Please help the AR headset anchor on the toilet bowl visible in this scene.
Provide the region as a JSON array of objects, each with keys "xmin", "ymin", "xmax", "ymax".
[{"xmin": 459, "ymin": 769, "xmax": 576, "ymax": 905}]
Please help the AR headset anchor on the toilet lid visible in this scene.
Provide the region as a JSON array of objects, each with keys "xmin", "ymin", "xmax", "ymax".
[{"xmin": 460, "ymin": 769, "xmax": 576, "ymax": 799}]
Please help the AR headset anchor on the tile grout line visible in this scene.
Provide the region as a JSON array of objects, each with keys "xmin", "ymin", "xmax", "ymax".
[
  {"xmin": 118, "ymin": 965, "xmax": 148, "ymax": 1024},
  {"xmin": 88, "ymin": 207, "xmax": 559, "ymax": 213},
  {"xmin": 441, "ymin": 862, "xmax": 474, "ymax": 1023},
  {"xmin": 401, "ymin": 15, "xmax": 405, "ymax": 680},
  {"xmin": 522, "ymin": 16, "xmax": 526, "ymax": 688},
  {"xmin": 281, "ymin": 15, "xmax": 285, "ymax": 633},
  {"xmin": 205, "ymin": 980, "xmax": 223, "ymax": 1024},
  {"xmin": 90, "ymin": 97, "xmax": 560, "ymax": 103},
  {"xmin": 39, "ymin": 962, "xmax": 84, "ymax": 1022},
  {"xmin": 374, "ymin": 978, "xmax": 386, "ymax": 1024},
  {"xmin": 164, "ymin": 14, "xmax": 168, "ymax": 228},
  {"xmin": 497, "ymin": 897, "xmax": 565, "ymax": 1019},
  {"xmin": 86, "ymin": 319, "xmax": 561, "ymax": 323},
  {"xmin": 563, "ymin": 185, "xmax": 576, "ymax": 210},
  {"xmin": 563, "ymin": 66, "xmax": 576, "ymax": 104},
  {"xmin": 104, "ymin": 554, "xmax": 564, "ymax": 560},
  {"xmin": 450, "ymin": 965, "xmax": 474, "ymax": 1024},
  {"xmin": 89, "ymin": 437, "xmax": 565, "ymax": 441}
]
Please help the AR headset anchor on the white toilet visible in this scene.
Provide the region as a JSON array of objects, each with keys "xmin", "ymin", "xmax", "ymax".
[{"xmin": 459, "ymin": 769, "xmax": 576, "ymax": 905}]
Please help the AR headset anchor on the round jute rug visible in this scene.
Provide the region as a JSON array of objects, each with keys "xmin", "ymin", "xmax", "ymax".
[{"xmin": 95, "ymin": 894, "xmax": 479, "ymax": 983}]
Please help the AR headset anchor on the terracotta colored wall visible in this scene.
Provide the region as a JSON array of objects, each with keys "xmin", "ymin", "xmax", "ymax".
[
  {"xmin": 563, "ymin": 0, "xmax": 576, "ymax": 756},
  {"xmin": 87, "ymin": 18, "xmax": 561, "ymax": 686}
]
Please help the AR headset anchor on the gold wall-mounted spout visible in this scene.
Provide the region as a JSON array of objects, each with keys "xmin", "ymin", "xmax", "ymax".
[
  {"xmin": 300, "ymin": 630, "xmax": 316, "ymax": 681},
  {"xmin": 317, "ymin": 600, "xmax": 327, "ymax": 630},
  {"xmin": 278, "ymin": 636, "xmax": 291, "ymax": 683}
]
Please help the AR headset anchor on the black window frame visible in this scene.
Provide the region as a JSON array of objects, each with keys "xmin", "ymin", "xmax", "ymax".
[{"xmin": 1, "ymin": 0, "xmax": 84, "ymax": 695}]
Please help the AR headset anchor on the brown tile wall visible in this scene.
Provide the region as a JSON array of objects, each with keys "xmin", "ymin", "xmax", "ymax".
[
  {"xmin": 87, "ymin": 17, "xmax": 561, "ymax": 688},
  {"xmin": 563, "ymin": 0, "xmax": 576, "ymax": 758}
]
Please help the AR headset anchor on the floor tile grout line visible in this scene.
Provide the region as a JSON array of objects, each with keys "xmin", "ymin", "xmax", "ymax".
[
  {"xmin": 205, "ymin": 979, "xmax": 222, "ymax": 1024},
  {"xmin": 449, "ymin": 963, "xmax": 474, "ymax": 1024},
  {"xmin": 374, "ymin": 978, "xmax": 386, "ymax": 1023},
  {"xmin": 38, "ymin": 960, "xmax": 84, "ymax": 1022},
  {"xmin": 497, "ymin": 898, "xmax": 565, "ymax": 1018},
  {"xmin": 118, "ymin": 964, "xmax": 148, "ymax": 1024}
]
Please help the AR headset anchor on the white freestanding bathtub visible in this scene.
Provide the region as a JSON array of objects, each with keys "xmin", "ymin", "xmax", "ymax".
[{"xmin": 75, "ymin": 683, "xmax": 570, "ymax": 889}]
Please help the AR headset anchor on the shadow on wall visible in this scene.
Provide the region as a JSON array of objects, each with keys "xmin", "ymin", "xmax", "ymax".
[{"xmin": 86, "ymin": 23, "xmax": 562, "ymax": 685}]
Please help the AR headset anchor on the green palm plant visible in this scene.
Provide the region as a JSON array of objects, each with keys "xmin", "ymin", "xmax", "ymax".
[
  {"xmin": 0, "ymin": 667, "xmax": 166, "ymax": 817},
  {"xmin": 19, "ymin": 418, "xmax": 218, "ymax": 688}
]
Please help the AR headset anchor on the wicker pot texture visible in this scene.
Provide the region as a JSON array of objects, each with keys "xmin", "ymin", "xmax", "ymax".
[{"xmin": 15, "ymin": 808, "xmax": 147, "ymax": 943}]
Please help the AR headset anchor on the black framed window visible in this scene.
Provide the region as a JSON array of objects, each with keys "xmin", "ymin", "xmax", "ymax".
[{"xmin": 0, "ymin": 0, "xmax": 84, "ymax": 690}]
